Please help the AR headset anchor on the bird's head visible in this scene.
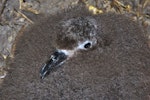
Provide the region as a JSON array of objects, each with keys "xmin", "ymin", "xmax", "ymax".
[{"xmin": 40, "ymin": 17, "xmax": 98, "ymax": 79}]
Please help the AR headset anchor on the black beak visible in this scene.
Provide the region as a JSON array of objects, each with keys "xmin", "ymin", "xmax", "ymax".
[{"xmin": 40, "ymin": 50, "xmax": 68, "ymax": 79}]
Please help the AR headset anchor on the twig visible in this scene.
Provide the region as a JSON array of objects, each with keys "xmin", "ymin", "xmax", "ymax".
[
  {"xmin": 0, "ymin": 0, "xmax": 8, "ymax": 16},
  {"xmin": 14, "ymin": 9, "xmax": 34, "ymax": 24}
]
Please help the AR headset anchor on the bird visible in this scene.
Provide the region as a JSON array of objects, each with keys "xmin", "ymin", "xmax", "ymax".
[
  {"xmin": 40, "ymin": 16, "xmax": 98, "ymax": 79},
  {"xmin": 0, "ymin": 5, "xmax": 150, "ymax": 100}
]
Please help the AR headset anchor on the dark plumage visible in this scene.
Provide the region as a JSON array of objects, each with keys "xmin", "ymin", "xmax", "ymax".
[{"xmin": 0, "ymin": 6, "xmax": 150, "ymax": 100}]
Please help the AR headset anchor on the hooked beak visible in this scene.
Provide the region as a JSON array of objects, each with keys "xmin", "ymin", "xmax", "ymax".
[{"xmin": 40, "ymin": 50, "xmax": 68, "ymax": 79}]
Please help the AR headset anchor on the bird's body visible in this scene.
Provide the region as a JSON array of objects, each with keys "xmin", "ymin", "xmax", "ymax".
[{"xmin": 0, "ymin": 6, "xmax": 150, "ymax": 100}]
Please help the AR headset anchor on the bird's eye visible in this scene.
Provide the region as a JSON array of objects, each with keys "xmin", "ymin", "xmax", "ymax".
[
  {"xmin": 84, "ymin": 42, "xmax": 91, "ymax": 49},
  {"xmin": 77, "ymin": 41, "xmax": 93, "ymax": 50}
]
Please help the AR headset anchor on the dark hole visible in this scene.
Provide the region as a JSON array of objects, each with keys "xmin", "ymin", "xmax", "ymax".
[
  {"xmin": 23, "ymin": 0, "xmax": 26, "ymax": 2},
  {"xmin": 84, "ymin": 42, "xmax": 91, "ymax": 48}
]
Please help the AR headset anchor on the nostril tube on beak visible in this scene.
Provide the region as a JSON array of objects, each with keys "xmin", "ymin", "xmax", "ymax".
[{"xmin": 40, "ymin": 50, "xmax": 68, "ymax": 79}]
